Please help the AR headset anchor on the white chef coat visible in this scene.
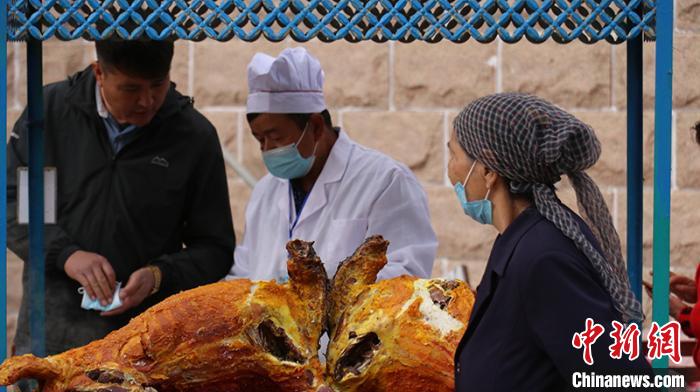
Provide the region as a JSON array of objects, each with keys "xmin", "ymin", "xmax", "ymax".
[{"xmin": 228, "ymin": 129, "xmax": 437, "ymax": 282}]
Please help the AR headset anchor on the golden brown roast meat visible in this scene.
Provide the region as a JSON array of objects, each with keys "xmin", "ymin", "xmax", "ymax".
[
  {"xmin": 326, "ymin": 236, "xmax": 475, "ymax": 392},
  {"xmin": 0, "ymin": 240, "xmax": 329, "ymax": 392}
]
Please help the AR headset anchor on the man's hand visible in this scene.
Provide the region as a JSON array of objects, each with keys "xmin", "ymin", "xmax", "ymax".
[
  {"xmin": 64, "ymin": 250, "xmax": 116, "ymax": 306},
  {"xmin": 670, "ymin": 271, "xmax": 697, "ymax": 303},
  {"xmin": 101, "ymin": 267, "xmax": 155, "ymax": 317}
]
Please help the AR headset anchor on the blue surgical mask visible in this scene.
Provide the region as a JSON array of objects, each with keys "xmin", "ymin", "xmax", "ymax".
[
  {"xmin": 276, "ymin": 274, "xmax": 289, "ymax": 284},
  {"xmin": 454, "ymin": 161, "xmax": 493, "ymax": 225},
  {"xmin": 79, "ymin": 282, "xmax": 122, "ymax": 312},
  {"xmin": 262, "ymin": 123, "xmax": 317, "ymax": 179}
]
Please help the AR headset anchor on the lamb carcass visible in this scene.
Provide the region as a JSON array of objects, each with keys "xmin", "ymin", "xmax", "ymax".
[{"xmin": 0, "ymin": 240, "xmax": 329, "ymax": 392}]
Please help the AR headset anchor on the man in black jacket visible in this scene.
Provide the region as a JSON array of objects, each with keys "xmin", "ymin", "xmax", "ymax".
[{"xmin": 7, "ymin": 39, "xmax": 235, "ymax": 356}]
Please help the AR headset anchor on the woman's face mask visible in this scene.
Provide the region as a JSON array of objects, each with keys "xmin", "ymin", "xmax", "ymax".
[
  {"xmin": 453, "ymin": 161, "xmax": 493, "ymax": 225},
  {"xmin": 262, "ymin": 122, "xmax": 318, "ymax": 179}
]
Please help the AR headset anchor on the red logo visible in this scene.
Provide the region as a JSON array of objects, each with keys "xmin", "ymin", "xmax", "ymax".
[
  {"xmin": 609, "ymin": 321, "xmax": 641, "ymax": 361},
  {"xmin": 572, "ymin": 318, "xmax": 606, "ymax": 365},
  {"xmin": 571, "ymin": 319, "xmax": 682, "ymax": 365},
  {"xmin": 647, "ymin": 321, "xmax": 682, "ymax": 364}
]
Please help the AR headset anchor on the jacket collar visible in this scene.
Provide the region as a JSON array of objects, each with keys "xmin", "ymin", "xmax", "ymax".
[
  {"xmin": 65, "ymin": 65, "xmax": 190, "ymax": 126},
  {"xmin": 275, "ymin": 128, "xmax": 353, "ymax": 224},
  {"xmin": 456, "ymin": 206, "xmax": 542, "ymax": 352},
  {"xmin": 486, "ymin": 206, "xmax": 542, "ymax": 278}
]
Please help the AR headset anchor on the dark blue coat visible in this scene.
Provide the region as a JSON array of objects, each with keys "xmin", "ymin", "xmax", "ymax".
[{"xmin": 454, "ymin": 207, "xmax": 653, "ymax": 391}]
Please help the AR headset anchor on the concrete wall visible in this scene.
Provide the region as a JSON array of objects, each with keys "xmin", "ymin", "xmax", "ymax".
[{"xmin": 5, "ymin": 0, "xmax": 700, "ymax": 352}]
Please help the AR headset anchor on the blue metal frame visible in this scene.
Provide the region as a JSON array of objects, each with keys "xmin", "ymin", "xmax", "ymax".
[
  {"xmin": 626, "ymin": 29, "xmax": 643, "ymax": 302},
  {"xmin": 7, "ymin": 0, "xmax": 656, "ymax": 44},
  {"xmin": 651, "ymin": 0, "xmax": 673, "ymax": 370},
  {"xmin": 0, "ymin": 0, "xmax": 7, "ymax": 388},
  {"xmin": 0, "ymin": 0, "xmax": 674, "ymax": 378},
  {"xmin": 26, "ymin": 37, "xmax": 45, "ymax": 358}
]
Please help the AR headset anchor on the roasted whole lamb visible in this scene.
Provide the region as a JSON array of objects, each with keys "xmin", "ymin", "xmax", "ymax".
[{"xmin": 0, "ymin": 236, "xmax": 474, "ymax": 392}]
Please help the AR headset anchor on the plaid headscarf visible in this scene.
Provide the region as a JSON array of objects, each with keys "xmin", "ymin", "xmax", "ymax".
[{"xmin": 454, "ymin": 93, "xmax": 643, "ymax": 323}]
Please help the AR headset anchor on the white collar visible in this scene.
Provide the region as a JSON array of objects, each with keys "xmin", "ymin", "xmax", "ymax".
[{"xmin": 95, "ymin": 82, "xmax": 109, "ymax": 119}]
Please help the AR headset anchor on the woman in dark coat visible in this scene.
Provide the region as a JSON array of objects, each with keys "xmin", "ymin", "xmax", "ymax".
[{"xmin": 449, "ymin": 93, "xmax": 653, "ymax": 391}]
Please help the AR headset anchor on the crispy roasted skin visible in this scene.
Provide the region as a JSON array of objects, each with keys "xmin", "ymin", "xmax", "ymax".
[
  {"xmin": 327, "ymin": 237, "xmax": 475, "ymax": 392},
  {"xmin": 0, "ymin": 240, "xmax": 329, "ymax": 392}
]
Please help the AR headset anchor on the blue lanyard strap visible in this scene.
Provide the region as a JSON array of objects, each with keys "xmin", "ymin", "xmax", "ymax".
[{"xmin": 288, "ymin": 183, "xmax": 309, "ymax": 239}]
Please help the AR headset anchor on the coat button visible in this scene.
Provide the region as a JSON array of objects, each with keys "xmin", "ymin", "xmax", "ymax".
[{"xmin": 456, "ymin": 363, "xmax": 461, "ymax": 374}]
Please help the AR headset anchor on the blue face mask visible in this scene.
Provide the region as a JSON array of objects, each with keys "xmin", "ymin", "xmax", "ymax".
[
  {"xmin": 454, "ymin": 161, "xmax": 493, "ymax": 225},
  {"xmin": 78, "ymin": 282, "xmax": 123, "ymax": 312},
  {"xmin": 262, "ymin": 123, "xmax": 317, "ymax": 179}
]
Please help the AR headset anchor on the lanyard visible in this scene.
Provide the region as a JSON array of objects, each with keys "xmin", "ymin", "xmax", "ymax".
[{"xmin": 288, "ymin": 183, "xmax": 310, "ymax": 239}]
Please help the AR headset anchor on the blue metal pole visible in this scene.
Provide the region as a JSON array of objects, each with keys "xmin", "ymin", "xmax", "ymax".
[
  {"xmin": 652, "ymin": 0, "xmax": 674, "ymax": 370},
  {"xmin": 626, "ymin": 24, "xmax": 644, "ymax": 304},
  {"xmin": 26, "ymin": 37, "xmax": 45, "ymax": 358},
  {"xmin": 0, "ymin": 0, "xmax": 7, "ymax": 382}
]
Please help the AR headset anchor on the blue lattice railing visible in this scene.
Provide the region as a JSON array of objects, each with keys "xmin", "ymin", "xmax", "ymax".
[{"xmin": 7, "ymin": 0, "xmax": 655, "ymax": 44}]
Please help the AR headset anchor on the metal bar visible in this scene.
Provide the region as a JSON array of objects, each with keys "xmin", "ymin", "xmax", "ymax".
[
  {"xmin": 652, "ymin": 0, "xmax": 674, "ymax": 370},
  {"xmin": 26, "ymin": 37, "xmax": 45, "ymax": 358},
  {"xmin": 0, "ymin": 0, "xmax": 8, "ymax": 382},
  {"xmin": 221, "ymin": 148, "xmax": 257, "ymax": 188},
  {"xmin": 626, "ymin": 14, "xmax": 643, "ymax": 303}
]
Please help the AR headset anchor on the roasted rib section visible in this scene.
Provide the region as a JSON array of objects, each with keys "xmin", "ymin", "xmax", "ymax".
[{"xmin": 328, "ymin": 236, "xmax": 388, "ymax": 336}]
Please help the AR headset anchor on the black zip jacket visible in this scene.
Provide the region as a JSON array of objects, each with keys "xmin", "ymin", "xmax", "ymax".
[{"xmin": 7, "ymin": 66, "xmax": 235, "ymax": 354}]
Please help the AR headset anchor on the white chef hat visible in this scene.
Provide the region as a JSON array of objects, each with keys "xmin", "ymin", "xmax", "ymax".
[{"xmin": 246, "ymin": 47, "xmax": 326, "ymax": 114}]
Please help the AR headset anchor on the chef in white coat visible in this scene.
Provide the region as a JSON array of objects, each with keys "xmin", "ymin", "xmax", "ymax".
[{"xmin": 228, "ymin": 47, "xmax": 437, "ymax": 282}]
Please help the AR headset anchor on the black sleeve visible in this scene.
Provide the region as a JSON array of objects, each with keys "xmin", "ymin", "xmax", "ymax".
[
  {"xmin": 151, "ymin": 123, "xmax": 235, "ymax": 294},
  {"xmin": 522, "ymin": 251, "xmax": 654, "ymax": 379},
  {"xmin": 6, "ymin": 106, "xmax": 81, "ymax": 273}
]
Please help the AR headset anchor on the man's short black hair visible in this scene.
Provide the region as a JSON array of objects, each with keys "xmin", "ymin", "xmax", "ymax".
[
  {"xmin": 95, "ymin": 38, "xmax": 174, "ymax": 79},
  {"xmin": 247, "ymin": 110, "xmax": 334, "ymax": 130}
]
